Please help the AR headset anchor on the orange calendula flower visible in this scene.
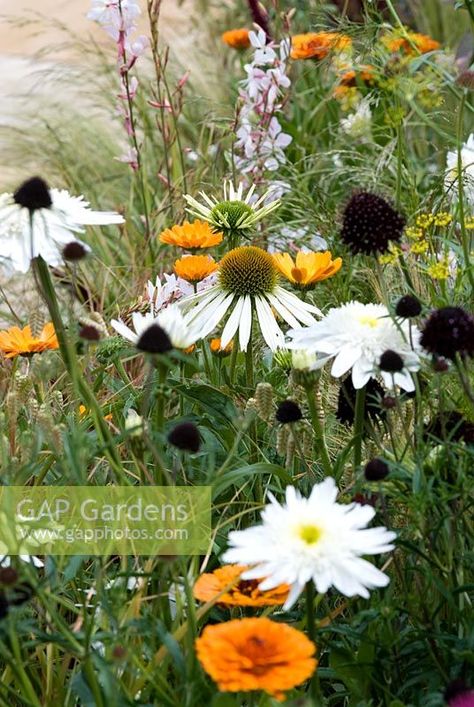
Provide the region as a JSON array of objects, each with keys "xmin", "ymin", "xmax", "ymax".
[
  {"xmin": 383, "ymin": 31, "xmax": 440, "ymax": 56},
  {"xmin": 273, "ymin": 251, "xmax": 342, "ymax": 289},
  {"xmin": 193, "ymin": 564, "xmax": 290, "ymax": 606},
  {"xmin": 79, "ymin": 405, "xmax": 113, "ymax": 422},
  {"xmin": 290, "ymin": 32, "xmax": 352, "ymax": 60},
  {"xmin": 174, "ymin": 254, "xmax": 218, "ymax": 283},
  {"xmin": 159, "ymin": 220, "xmax": 223, "ymax": 249},
  {"xmin": 195, "ymin": 617, "xmax": 317, "ymax": 701},
  {"xmin": 221, "ymin": 28, "xmax": 251, "ymax": 49},
  {"xmin": 0, "ymin": 322, "xmax": 59, "ymax": 358},
  {"xmin": 210, "ymin": 337, "xmax": 234, "ymax": 357}
]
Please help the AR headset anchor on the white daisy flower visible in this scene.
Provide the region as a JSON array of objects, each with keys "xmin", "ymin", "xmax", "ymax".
[
  {"xmin": 223, "ymin": 478, "xmax": 396, "ymax": 609},
  {"xmin": 0, "ymin": 177, "xmax": 124, "ymax": 273},
  {"xmin": 184, "ymin": 181, "xmax": 281, "ymax": 242},
  {"xmin": 111, "ymin": 303, "xmax": 200, "ymax": 351},
  {"xmin": 0, "ymin": 555, "xmax": 44, "ymax": 568},
  {"xmin": 445, "ymin": 133, "xmax": 474, "ymax": 206},
  {"xmin": 179, "ymin": 245, "xmax": 321, "ymax": 352},
  {"xmin": 287, "ymin": 301, "xmax": 421, "ymax": 391}
]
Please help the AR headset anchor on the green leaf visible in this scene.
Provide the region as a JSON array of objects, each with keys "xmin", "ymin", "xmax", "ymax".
[
  {"xmin": 173, "ymin": 383, "xmax": 237, "ymax": 423},
  {"xmin": 213, "ymin": 463, "xmax": 292, "ymax": 498}
]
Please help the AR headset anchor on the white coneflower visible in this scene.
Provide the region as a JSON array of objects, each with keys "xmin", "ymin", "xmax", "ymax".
[
  {"xmin": 180, "ymin": 245, "xmax": 321, "ymax": 352},
  {"xmin": 111, "ymin": 303, "xmax": 200, "ymax": 351},
  {"xmin": 184, "ymin": 181, "xmax": 280, "ymax": 242},
  {"xmin": 223, "ymin": 478, "xmax": 396, "ymax": 609},
  {"xmin": 287, "ymin": 301, "xmax": 421, "ymax": 392},
  {"xmin": 445, "ymin": 134, "xmax": 474, "ymax": 207},
  {"xmin": 0, "ymin": 177, "xmax": 124, "ymax": 273}
]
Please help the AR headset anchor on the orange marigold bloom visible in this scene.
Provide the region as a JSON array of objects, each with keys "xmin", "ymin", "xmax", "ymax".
[
  {"xmin": 290, "ymin": 32, "xmax": 352, "ymax": 60},
  {"xmin": 79, "ymin": 404, "xmax": 113, "ymax": 422},
  {"xmin": 383, "ymin": 31, "xmax": 440, "ymax": 56},
  {"xmin": 339, "ymin": 65, "xmax": 375, "ymax": 86},
  {"xmin": 174, "ymin": 254, "xmax": 218, "ymax": 283},
  {"xmin": 196, "ymin": 617, "xmax": 317, "ymax": 701},
  {"xmin": 210, "ymin": 337, "xmax": 234, "ymax": 357},
  {"xmin": 273, "ymin": 251, "xmax": 342, "ymax": 289},
  {"xmin": 159, "ymin": 220, "xmax": 223, "ymax": 249},
  {"xmin": 222, "ymin": 28, "xmax": 251, "ymax": 49},
  {"xmin": 0, "ymin": 322, "xmax": 59, "ymax": 358},
  {"xmin": 193, "ymin": 564, "xmax": 290, "ymax": 606}
]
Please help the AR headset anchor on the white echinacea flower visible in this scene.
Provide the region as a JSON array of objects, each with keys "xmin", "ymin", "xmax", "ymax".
[
  {"xmin": 111, "ymin": 303, "xmax": 200, "ymax": 351},
  {"xmin": 287, "ymin": 301, "xmax": 421, "ymax": 392},
  {"xmin": 0, "ymin": 177, "xmax": 124, "ymax": 273},
  {"xmin": 223, "ymin": 478, "xmax": 396, "ymax": 609},
  {"xmin": 184, "ymin": 181, "xmax": 281, "ymax": 241},
  {"xmin": 445, "ymin": 133, "xmax": 474, "ymax": 207},
  {"xmin": 179, "ymin": 245, "xmax": 321, "ymax": 352}
]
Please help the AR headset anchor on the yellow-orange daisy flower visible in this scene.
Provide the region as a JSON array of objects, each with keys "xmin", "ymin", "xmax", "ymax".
[
  {"xmin": 272, "ymin": 251, "xmax": 342, "ymax": 289},
  {"xmin": 174, "ymin": 254, "xmax": 218, "ymax": 283},
  {"xmin": 193, "ymin": 564, "xmax": 290, "ymax": 606},
  {"xmin": 0, "ymin": 322, "xmax": 59, "ymax": 358},
  {"xmin": 195, "ymin": 617, "xmax": 317, "ymax": 701},
  {"xmin": 221, "ymin": 28, "xmax": 251, "ymax": 49},
  {"xmin": 383, "ymin": 31, "xmax": 440, "ymax": 56},
  {"xmin": 210, "ymin": 337, "xmax": 234, "ymax": 357},
  {"xmin": 79, "ymin": 404, "xmax": 113, "ymax": 422},
  {"xmin": 159, "ymin": 220, "xmax": 223, "ymax": 249},
  {"xmin": 290, "ymin": 32, "xmax": 352, "ymax": 60}
]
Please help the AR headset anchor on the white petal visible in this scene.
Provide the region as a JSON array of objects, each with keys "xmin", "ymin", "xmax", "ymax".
[
  {"xmin": 220, "ymin": 296, "xmax": 245, "ymax": 349},
  {"xmin": 331, "ymin": 346, "xmax": 362, "ymax": 378},
  {"xmin": 255, "ymin": 296, "xmax": 285, "ymax": 351},
  {"xmin": 238, "ymin": 295, "xmax": 252, "ymax": 351},
  {"xmin": 266, "ymin": 292, "xmax": 301, "ymax": 328}
]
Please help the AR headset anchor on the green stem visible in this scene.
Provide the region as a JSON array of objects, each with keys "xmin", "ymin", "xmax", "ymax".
[
  {"xmin": 33, "ymin": 255, "xmax": 127, "ymax": 482},
  {"xmin": 304, "ymin": 383, "xmax": 333, "ymax": 477},
  {"xmin": 353, "ymin": 387, "xmax": 366, "ymax": 471},
  {"xmin": 229, "ymin": 336, "xmax": 239, "ymax": 384}
]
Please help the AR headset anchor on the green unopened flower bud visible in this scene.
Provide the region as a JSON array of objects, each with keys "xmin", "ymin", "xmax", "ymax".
[
  {"xmin": 273, "ymin": 348, "xmax": 292, "ymax": 372},
  {"xmin": 255, "ymin": 382, "xmax": 273, "ymax": 421}
]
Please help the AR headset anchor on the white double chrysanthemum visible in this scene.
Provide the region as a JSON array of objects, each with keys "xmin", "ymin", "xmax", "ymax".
[
  {"xmin": 111, "ymin": 303, "xmax": 200, "ymax": 350},
  {"xmin": 0, "ymin": 188, "xmax": 124, "ymax": 273},
  {"xmin": 179, "ymin": 245, "xmax": 321, "ymax": 352},
  {"xmin": 287, "ymin": 301, "xmax": 421, "ymax": 391},
  {"xmin": 224, "ymin": 478, "xmax": 396, "ymax": 609}
]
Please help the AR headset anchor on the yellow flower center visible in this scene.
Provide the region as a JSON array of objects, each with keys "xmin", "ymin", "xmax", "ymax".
[
  {"xmin": 358, "ymin": 314, "xmax": 380, "ymax": 328},
  {"xmin": 219, "ymin": 246, "xmax": 278, "ymax": 297},
  {"xmin": 297, "ymin": 524, "xmax": 322, "ymax": 545}
]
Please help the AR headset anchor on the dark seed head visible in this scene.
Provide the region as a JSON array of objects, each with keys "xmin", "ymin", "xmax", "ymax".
[
  {"xmin": 379, "ymin": 349, "xmax": 404, "ymax": 373},
  {"xmin": 456, "ymin": 70, "xmax": 474, "ymax": 89},
  {"xmin": 63, "ymin": 241, "xmax": 88, "ymax": 261},
  {"xmin": 336, "ymin": 377, "xmax": 386, "ymax": 426},
  {"xmin": 167, "ymin": 422, "xmax": 201, "ymax": 453},
  {"xmin": 79, "ymin": 325, "xmax": 101, "ymax": 341},
  {"xmin": 341, "ymin": 191, "xmax": 405, "ymax": 255},
  {"xmin": 420, "ymin": 306, "xmax": 474, "ymax": 360},
  {"xmin": 136, "ymin": 324, "xmax": 173, "ymax": 354},
  {"xmin": 365, "ymin": 458, "xmax": 389, "ymax": 481},
  {"xmin": 432, "ymin": 357, "xmax": 449, "ymax": 372},
  {"xmin": 382, "ymin": 395, "xmax": 397, "ymax": 409},
  {"xmin": 276, "ymin": 399, "xmax": 303, "ymax": 424},
  {"xmin": 13, "ymin": 176, "xmax": 52, "ymax": 211},
  {"xmin": 395, "ymin": 295, "xmax": 422, "ymax": 318},
  {"xmin": 0, "ymin": 567, "xmax": 18, "ymax": 586}
]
